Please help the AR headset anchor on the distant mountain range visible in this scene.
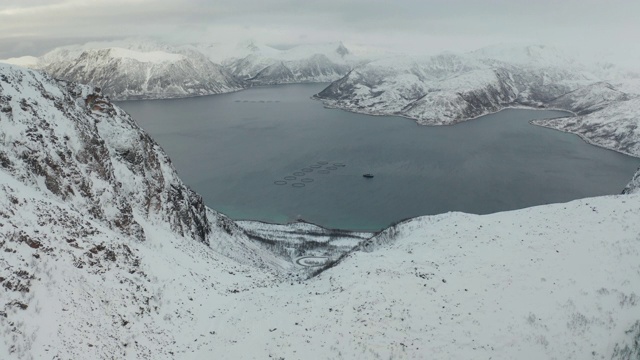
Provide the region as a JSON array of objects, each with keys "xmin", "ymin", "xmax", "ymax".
[{"xmin": 0, "ymin": 39, "xmax": 361, "ymax": 100}]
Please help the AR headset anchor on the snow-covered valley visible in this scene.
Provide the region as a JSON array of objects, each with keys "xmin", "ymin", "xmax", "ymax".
[{"xmin": 1, "ymin": 45, "xmax": 640, "ymax": 360}]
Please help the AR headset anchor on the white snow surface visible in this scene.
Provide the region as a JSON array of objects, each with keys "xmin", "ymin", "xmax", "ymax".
[
  {"xmin": 2, "ymin": 58, "xmax": 640, "ymax": 359},
  {"xmin": 0, "ymin": 56, "xmax": 40, "ymax": 68},
  {"xmin": 102, "ymin": 47, "xmax": 185, "ymax": 64}
]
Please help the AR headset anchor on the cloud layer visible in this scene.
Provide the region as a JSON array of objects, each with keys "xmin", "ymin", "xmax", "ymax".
[{"xmin": 1, "ymin": 0, "xmax": 639, "ymax": 63}]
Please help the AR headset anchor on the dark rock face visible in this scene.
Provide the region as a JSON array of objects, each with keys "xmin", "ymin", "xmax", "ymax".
[
  {"xmin": 0, "ymin": 64, "xmax": 211, "ymax": 243},
  {"xmin": 611, "ymin": 321, "xmax": 640, "ymax": 360}
]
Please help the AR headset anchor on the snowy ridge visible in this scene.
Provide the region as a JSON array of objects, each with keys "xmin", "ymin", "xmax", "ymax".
[{"xmin": 0, "ymin": 56, "xmax": 40, "ymax": 68}]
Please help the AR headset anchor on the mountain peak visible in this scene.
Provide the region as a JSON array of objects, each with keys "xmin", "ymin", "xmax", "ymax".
[{"xmin": 336, "ymin": 42, "xmax": 350, "ymax": 58}]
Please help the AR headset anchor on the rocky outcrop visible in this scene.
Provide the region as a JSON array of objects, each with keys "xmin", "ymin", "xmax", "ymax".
[{"xmin": 0, "ymin": 63, "xmax": 210, "ymax": 242}]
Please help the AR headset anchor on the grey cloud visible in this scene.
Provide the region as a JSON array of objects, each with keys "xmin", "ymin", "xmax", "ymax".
[{"xmin": 0, "ymin": 0, "xmax": 638, "ymax": 62}]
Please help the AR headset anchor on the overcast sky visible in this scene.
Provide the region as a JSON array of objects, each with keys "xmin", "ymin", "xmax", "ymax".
[{"xmin": 1, "ymin": 0, "xmax": 639, "ymax": 62}]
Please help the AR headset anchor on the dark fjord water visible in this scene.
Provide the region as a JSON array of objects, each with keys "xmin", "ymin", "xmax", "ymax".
[{"xmin": 117, "ymin": 83, "xmax": 640, "ymax": 231}]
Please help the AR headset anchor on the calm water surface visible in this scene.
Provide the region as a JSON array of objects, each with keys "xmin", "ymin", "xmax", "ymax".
[{"xmin": 117, "ymin": 84, "xmax": 640, "ymax": 231}]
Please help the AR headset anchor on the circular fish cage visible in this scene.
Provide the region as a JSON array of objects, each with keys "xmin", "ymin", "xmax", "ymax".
[
  {"xmin": 291, "ymin": 183, "xmax": 306, "ymax": 188},
  {"xmin": 274, "ymin": 181, "xmax": 287, "ymax": 185},
  {"xmin": 301, "ymin": 178, "xmax": 314, "ymax": 183}
]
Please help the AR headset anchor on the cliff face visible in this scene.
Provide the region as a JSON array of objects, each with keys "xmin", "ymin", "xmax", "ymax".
[{"xmin": 0, "ymin": 63, "xmax": 210, "ymax": 242}]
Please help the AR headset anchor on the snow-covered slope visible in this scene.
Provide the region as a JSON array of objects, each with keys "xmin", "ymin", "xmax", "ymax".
[
  {"xmin": 0, "ymin": 62, "xmax": 293, "ymax": 357},
  {"xmin": 199, "ymin": 195, "xmax": 640, "ymax": 359},
  {"xmin": 0, "ymin": 56, "xmax": 40, "ymax": 68}
]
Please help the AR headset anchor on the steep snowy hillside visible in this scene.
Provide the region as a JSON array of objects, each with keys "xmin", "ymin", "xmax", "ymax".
[
  {"xmin": 195, "ymin": 194, "xmax": 640, "ymax": 359},
  {"xmin": 39, "ymin": 46, "xmax": 244, "ymax": 100},
  {"xmin": 227, "ymin": 42, "xmax": 356, "ymax": 85}
]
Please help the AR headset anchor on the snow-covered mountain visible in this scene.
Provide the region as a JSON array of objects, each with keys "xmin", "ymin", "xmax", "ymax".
[
  {"xmin": 226, "ymin": 42, "xmax": 356, "ymax": 85},
  {"xmin": 0, "ymin": 39, "xmax": 366, "ymax": 99},
  {"xmin": 2, "ymin": 62, "xmax": 640, "ymax": 359},
  {"xmin": 37, "ymin": 44, "xmax": 244, "ymax": 100},
  {"xmin": 315, "ymin": 48, "xmax": 597, "ymax": 124}
]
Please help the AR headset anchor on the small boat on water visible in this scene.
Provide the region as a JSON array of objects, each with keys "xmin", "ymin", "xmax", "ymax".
[{"xmin": 362, "ymin": 173, "xmax": 374, "ymax": 178}]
